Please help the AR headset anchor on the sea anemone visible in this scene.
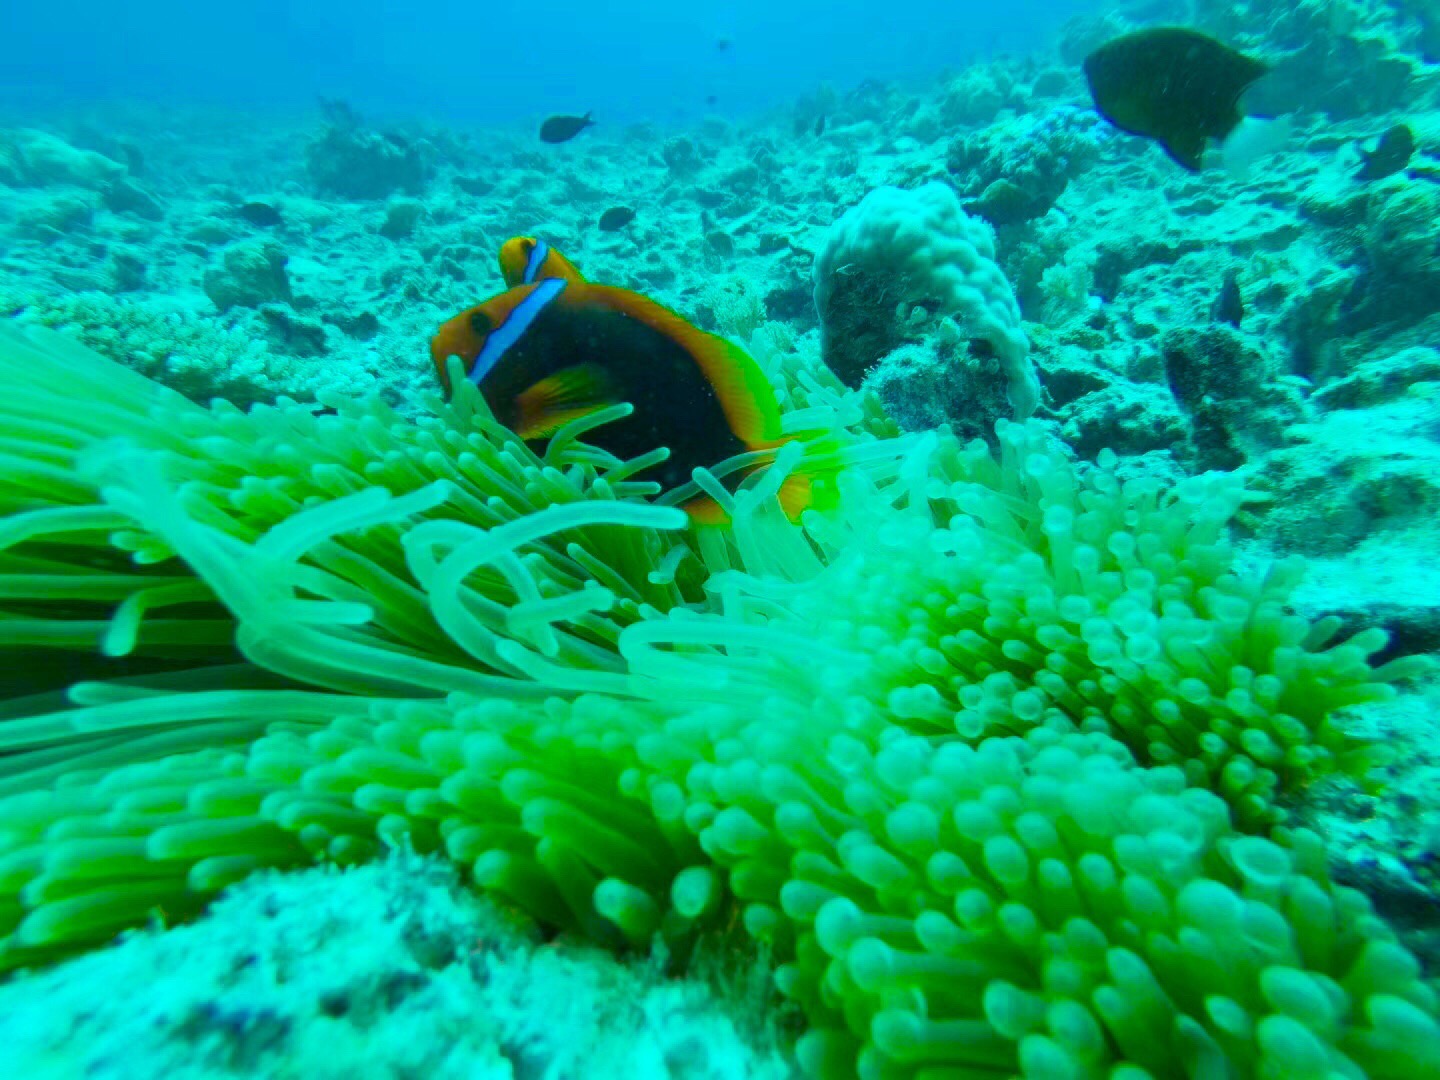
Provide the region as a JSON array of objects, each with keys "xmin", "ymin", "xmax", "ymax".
[{"xmin": 0, "ymin": 324, "xmax": 1434, "ymax": 1077}]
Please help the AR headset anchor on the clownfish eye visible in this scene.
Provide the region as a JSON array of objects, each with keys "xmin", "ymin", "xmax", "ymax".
[{"xmin": 469, "ymin": 311, "xmax": 492, "ymax": 336}]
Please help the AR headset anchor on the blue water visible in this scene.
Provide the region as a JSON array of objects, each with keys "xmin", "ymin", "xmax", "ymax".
[{"xmin": 2, "ymin": 0, "xmax": 1098, "ymax": 125}]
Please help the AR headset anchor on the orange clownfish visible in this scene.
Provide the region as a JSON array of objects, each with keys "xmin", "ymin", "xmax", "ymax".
[
  {"xmin": 498, "ymin": 236, "xmax": 586, "ymax": 289},
  {"xmin": 431, "ymin": 278, "xmax": 831, "ymax": 523}
]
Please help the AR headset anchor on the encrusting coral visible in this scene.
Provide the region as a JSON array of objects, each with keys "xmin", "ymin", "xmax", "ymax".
[{"xmin": 0, "ymin": 322, "xmax": 1436, "ymax": 1077}]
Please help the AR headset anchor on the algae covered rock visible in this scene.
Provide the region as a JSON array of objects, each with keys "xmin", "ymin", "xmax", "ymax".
[
  {"xmin": 1059, "ymin": 380, "xmax": 1190, "ymax": 460},
  {"xmin": 102, "ymin": 175, "xmax": 165, "ymax": 220},
  {"xmin": 304, "ymin": 100, "xmax": 432, "ymax": 200},
  {"xmin": 203, "ymin": 238, "xmax": 293, "ymax": 312},
  {"xmin": 0, "ymin": 128, "xmax": 126, "ymax": 188},
  {"xmin": 1249, "ymin": 397, "xmax": 1440, "ymax": 555},
  {"xmin": 937, "ymin": 64, "xmax": 1012, "ymax": 127},
  {"xmin": 1160, "ymin": 323, "xmax": 1308, "ymax": 469},
  {"xmin": 13, "ymin": 190, "xmax": 97, "ymax": 235},
  {"xmin": 662, "ymin": 135, "xmax": 704, "ymax": 177},
  {"xmin": 865, "ymin": 339, "xmax": 1006, "ymax": 440},
  {"xmin": 0, "ymin": 854, "xmax": 789, "ymax": 1080},
  {"xmin": 378, "ymin": 196, "xmax": 426, "ymax": 239},
  {"xmin": 1312, "ymin": 347, "xmax": 1440, "ymax": 411},
  {"xmin": 947, "ymin": 107, "xmax": 1106, "ymax": 227},
  {"xmin": 1362, "ymin": 179, "xmax": 1440, "ymax": 306}
]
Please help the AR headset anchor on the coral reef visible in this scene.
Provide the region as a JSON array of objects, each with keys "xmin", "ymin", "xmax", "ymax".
[{"xmin": 811, "ymin": 183, "xmax": 1039, "ymax": 422}]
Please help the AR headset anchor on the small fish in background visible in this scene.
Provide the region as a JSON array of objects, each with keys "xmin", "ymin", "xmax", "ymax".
[
  {"xmin": 1356, "ymin": 123, "xmax": 1415, "ymax": 181},
  {"xmin": 1083, "ymin": 27, "xmax": 1274, "ymax": 172},
  {"xmin": 598, "ymin": 207, "xmax": 636, "ymax": 231},
  {"xmin": 430, "ymin": 280, "xmax": 835, "ymax": 523},
  {"xmin": 814, "ymin": 115, "xmax": 826, "ymax": 136},
  {"xmin": 498, "ymin": 236, "xmax": 586, "ymax": 288},
  {"xmin": 705, "ymin": 94, "xmax": 719, "ymax": 107},
  {"xmin": 539, "ymin": 113, "xmax": 594, "ymax": 144},
  {"xmin": 716, "ymin": 36, "xmax": 732, "ymax": 51},
  {"xmin": 238, "ymin": 200, "xmax": 283, "ymax": 227},
  {"xmin": 1211, "ymin": 267, "xmax": 1244, "ymax": 328}
]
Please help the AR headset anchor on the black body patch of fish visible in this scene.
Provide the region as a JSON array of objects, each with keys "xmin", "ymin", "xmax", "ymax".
[
  {"xmin": 1083, "ymin": 27, "xmax": 1268, "ymax": 172},
  {"xmin": 598, "ymin": 207, "xmax": 636, "ymax": 231},
  {"xmin": 1356, "ymin": 124, "xmax": 1415, "ymax": 181},
  {"xmin": 239, "ymin": 201, "xmax": 283, "ymax": 227},
  {"xmin": 539, "ymin": 113, "xmax": 595, "ymax": 144},
  {"xmin": 1211, "ymin": 267, "xmax": 1243, "ymax": 328}
]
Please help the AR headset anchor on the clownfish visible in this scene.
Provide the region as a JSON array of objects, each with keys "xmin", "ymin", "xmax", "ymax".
[
  {"xmin": 431, "ymin": 278, "xmax": 832, "ymax": 523},
  {"xmin": 498, "ymin": 236, "xmax": 586, "ymax": 289}
]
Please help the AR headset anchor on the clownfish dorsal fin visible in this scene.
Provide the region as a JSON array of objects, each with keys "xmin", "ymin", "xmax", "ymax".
[
  {"xmin": 499, "ymin": 237, "xmax": 587, "ymax": 289},
  {"xmin": 573, "ymin": 284, "xmax": 785, "ymax": 447},
  {"xmin": 513, "ymin": 363, "xmax": 619, "ymax": 439},
  {"xmin": 523, "ymin": 238, "xmax": 551, "ymax": 284}
]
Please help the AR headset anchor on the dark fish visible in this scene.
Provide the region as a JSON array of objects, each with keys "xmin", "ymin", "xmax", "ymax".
[
  {"xmin": 430, "ymin": 279, "xmax": 833, "ymax": 522},
  {"xmin": 1356, "ymin": 123, "xmax": 1415, "ymax": 182},
  {"xmin": 238, "ymin": 200, "xmax": 283, "ymax": 227},
  {"xmin": 1083, "ymin": 27, "xmax": 1268, "ymax": 171},
  {"xmin": 1211, "ymin": 267, "xmax": 1243, "ymax": 328},
  {"xmin": 814, "ymin": 115, "xmax": 825, "ymax": 136},
  {"xmin": 717, "ymin": 36, "xmax": 732, "ymax": 51},
  {"xmin": 539, "ymin": 113, "xmax": 594, "ymax": 144},
  {"xmin": 598, "ymin": 207, "xmax": 636, "ymax": 231},
  {"xmin": 705, "ymin": 94, "xmax": 719, "ymax": 106},
  {"xmin": 454, "ymin": 175, "xmax": 495, "ymax": 196}
]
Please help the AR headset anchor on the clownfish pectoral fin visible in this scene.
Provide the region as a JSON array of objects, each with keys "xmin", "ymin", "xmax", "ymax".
[
  {"xmin": 777, "ymin": 464, "xmax": 845, "ymax": 521},
  {"xmin": 513, "ymin": 363, "xmax": 620, "ymax": 440},
  {"xmin": 777, "ymin": 471, "xmax": 818, "ymax": 522},
  {"xmin": 746, "ymin": 438, "xmax": 846, "ymax": 523},
  {"xmin": 679, "ymin": 466, "xmax": 836, "ymax": 527},
  {"xmin": 681, "ymin": 494, "xmax": 732, "ymax": 527},
  {"xmin": 677, "ymin": 445, "xmax": 844, "ymax": 528}
]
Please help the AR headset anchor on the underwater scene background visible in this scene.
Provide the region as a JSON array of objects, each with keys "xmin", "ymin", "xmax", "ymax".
[{"xmin": 2, "ymin": 0, "xmax": 1440, "ymax": 1076}]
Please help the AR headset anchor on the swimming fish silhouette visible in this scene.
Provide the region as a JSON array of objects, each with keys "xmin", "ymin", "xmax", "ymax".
[
  {"xmin": 1084, "ymin": 27, "xmax": 1268, "ymax": 171},
  {"xmin": 598, "ymin": 207, "xmax": 636, "ymax": 231},
  {"xmin": 539, "ymin": 113, "xmax": 595, "ymax": 144}
]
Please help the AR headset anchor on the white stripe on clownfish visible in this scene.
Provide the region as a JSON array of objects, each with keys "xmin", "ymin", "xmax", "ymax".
[{"xmin": 469, "ymin": 277, "xmax": 568, "ymax": 386}]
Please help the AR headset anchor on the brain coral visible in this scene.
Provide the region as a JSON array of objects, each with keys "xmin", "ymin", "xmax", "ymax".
[
  {"xmin": 0, "ymin": 324, "xmax": 1434, "ymax": 1077},
  {"xmin": 812, "ymin": 182, "xmax": 1040, "ymax": 420}
]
